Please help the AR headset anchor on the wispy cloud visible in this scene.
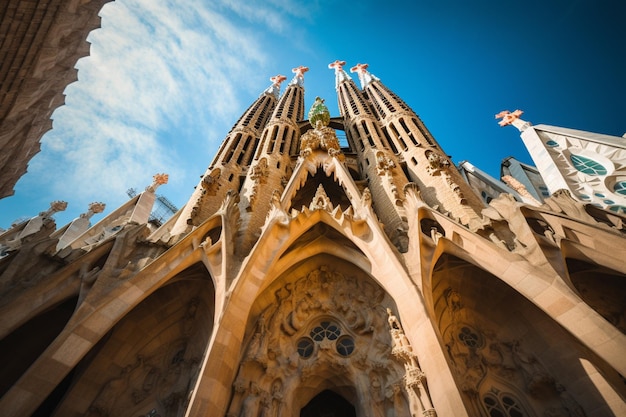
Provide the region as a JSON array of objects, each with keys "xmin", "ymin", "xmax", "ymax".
[{"xmin": 22, "ymin": 0, "xmax": 303, "ymax": 224}]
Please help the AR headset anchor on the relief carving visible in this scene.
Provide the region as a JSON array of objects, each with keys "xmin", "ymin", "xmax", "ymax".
[
  {"xmin": 425, "ymin": 150, "xmax": 450, "ymax": 176},
  {"xmin": 227, "ymin": 267, "xmax": 416, "ymax": 417},
  {"xmin": 442, "ymin": 288, "xmax": 587, "ymax": 416}
]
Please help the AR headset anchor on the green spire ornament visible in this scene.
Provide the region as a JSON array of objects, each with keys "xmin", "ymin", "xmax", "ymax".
[{"xmin": 308, "ymin": 96, "xmax": 331, "ymax": 128}]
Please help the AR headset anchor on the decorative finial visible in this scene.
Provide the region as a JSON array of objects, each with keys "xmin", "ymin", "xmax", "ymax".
[
  {"xmin": 350, "ymin": 63, "xmax": 369, "ymax": 74},
  {"xmin": 308, "ymin": 96, "xmax": 331, "ymax": 128},
  {"xmin": 40, "ymin": 200, "xmax": 68, "ymax": 218},
  {"xmin": 350, "ymin": 63, "xmax": 379, "ymax": 88},
  {"xmin": 328, "ymin": 60, "xmax": 351, "ymax": 88},
  {"xmin": 270, "ymin": 74, "xmax": 287, "ymax": 86},
  {"xmin": 80, "ymin": 202, "xmax": 106, "ymax": 219},
  {"xmin": 146, "ymin": 173, "xmax": 169, "ymax": 193},
  {"xmin": 264, "ymin": 74, "xmax": 287, "ymax": 98},
  {"xmin": 328, "ymin": 60, "xmax": 346, "ymax": 72},
  {"xmin": 290, "ymin": 66, "xmax": 309, "ymax": 87},
  {"xmin": 495, "ymin": 110, "xmax": 531, "ymax": 132}
]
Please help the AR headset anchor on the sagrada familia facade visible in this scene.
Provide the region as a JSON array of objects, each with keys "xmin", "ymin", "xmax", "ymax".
[{"xmin": 0, "ymin": 3, "xmax": 625, "ymax": 417}]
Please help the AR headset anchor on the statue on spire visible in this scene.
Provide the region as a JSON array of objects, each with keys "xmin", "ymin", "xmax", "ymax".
[{"xmin": 495, "ymin": 109, "xmax": 531, "ymax": 132}]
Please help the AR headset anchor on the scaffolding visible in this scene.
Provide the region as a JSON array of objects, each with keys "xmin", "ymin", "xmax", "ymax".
[{"xmin": 127, "ymin": 188, "xmax": 178, "ymax": 227}]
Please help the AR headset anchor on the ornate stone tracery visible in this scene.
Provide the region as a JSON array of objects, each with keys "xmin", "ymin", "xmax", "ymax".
[
  {"xmin": 226, "ymin": 267, "xmax": 430, "ymax": 417},
  {"xmin": 441, "ymin": 287, "xmax": 588, "ymax": 417}
]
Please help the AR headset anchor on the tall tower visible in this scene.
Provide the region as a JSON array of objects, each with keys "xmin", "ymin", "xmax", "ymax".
[
  {"xmin": 170, "ymin": 76, "xmax": 283, "ymax": 235},
  {"xmin": 351, "ymin": 64, "xmax": 485, "ymax": 227},
  {"xmin": 237, "ymin": 67, "xmax": 307, "ymax": 252},
  {"xmin": 330, "ymin": 60, "xmax": 410, "ymax": 250}
]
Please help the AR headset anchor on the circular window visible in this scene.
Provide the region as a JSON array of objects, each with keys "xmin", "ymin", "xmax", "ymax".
[
  {"xmin": 310, "ymin": 321, "xmax": 341, "ymax": 341},
  {"xmin": 570, "ymin": 154, "xmax": 607, "ymax": 176},
  {"xmin": 613, "ymin": 181, "xmax": 626, "ymax": 195},
  {"xmin": 297, "ymin": 338, "xmax": 314, "ymax": 358},
  {"xmin": 458, "ymin": 326, "xmax": 482, "ymax": 349},
  {"xmin": 594, "ymin": 192, "xmax": 605, "ymax": 198},
  {"xmin": 604, "ymin": 199, "xmax": 615, "ymax": 205},
  {"xmin": 546, "ymin": 140, "xmax": 559, "ymax": 147},
  {"xmin": 578, "ymin": 194, "xmax": 590, "ymax": 200},
  {"xmin": 336, "ymin": 336, "xmax": 355, "ymax": 357}
]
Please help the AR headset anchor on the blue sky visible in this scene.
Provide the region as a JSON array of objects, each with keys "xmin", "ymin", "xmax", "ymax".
[{"xmin": 1, "ymin": 0, "xmax": 624, "ymax": 228}]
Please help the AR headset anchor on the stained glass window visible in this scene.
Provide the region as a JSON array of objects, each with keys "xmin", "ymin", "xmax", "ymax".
[
  {"xmin": 613, "ymin": 181, "xmax": 626, "ymax": 195},
  {"xmin": 570, "ymin": 155, "xmax": 607, "ymax": 175}
]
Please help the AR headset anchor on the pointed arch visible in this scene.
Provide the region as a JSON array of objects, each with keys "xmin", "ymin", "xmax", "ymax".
[
  {"xmin": 428, "ymin": 250, "xmax": 626, "ymax": 417},
  {"xmin": 0, "ymin": 295, "xmax": 78, "ymax": 398},
  {"xmin": 47, "ymin": 263, "xmax": 215, "ymax": 416},
  {"xmin": 559, "ymin": 240, "xmax": 626, "ymax": 334},
  {"xmin": 300, "ymin": 389, "xmax": 356, "ymax": 417}
]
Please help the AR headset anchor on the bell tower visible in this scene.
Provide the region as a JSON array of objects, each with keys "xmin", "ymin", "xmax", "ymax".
[
  {"xmin": 352, "ymin": 63, "xmax": 485, "ymax": 227},
  {"xmin": 170, "ymin": 76, "xmax": 282, "ymax": 235},
  {"xmin": 330, "ymin": 60, "xmax": 410, "ymax": 250}
]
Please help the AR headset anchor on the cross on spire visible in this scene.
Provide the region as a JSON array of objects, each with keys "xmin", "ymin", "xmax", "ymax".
[
  {"xmin": 270, "ymin": 74, "xmax": 287, "ymax": 86},
  {"xmin": 349, "ymin": 63, "xmax": 378, "ymax": 88},
  {"xmin": 495, "ymin": 109, "xmax": 531, "ymax": 132},
  {"xmin": 292, "ymin": 66, "xmax": 309, "ymax": 78},
  {"xmin": 290, "ymin": 65, "xmax": 309, "ymax": 87},
  {"xmin": 328, "ymin": 60, "xmax": 346, "ymax": 72},
  {"xmin": 350, "ymin": 63, "xmax": 369, "ymax": 74}
]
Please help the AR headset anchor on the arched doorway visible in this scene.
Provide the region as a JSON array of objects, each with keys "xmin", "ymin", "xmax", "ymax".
[
  {"xmin": 300, "ymin": 390, "xmax": 356, "ymax": 417},
  {"xmin": 429, "ymin": 252, "xmax": 626, "ymax": 416},
  {"xmin": 225, "ymin": 259, "xmax": 422, "ymax": 417}
]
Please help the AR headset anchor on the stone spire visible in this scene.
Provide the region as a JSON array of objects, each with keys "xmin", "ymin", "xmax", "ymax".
[
  {"xmin": 350, "ymin": 63, "xmax": 379, "ymax": 89},
  {"xmin": 328, "ymin": 60, "xmax": 351, "ymax": 88}
]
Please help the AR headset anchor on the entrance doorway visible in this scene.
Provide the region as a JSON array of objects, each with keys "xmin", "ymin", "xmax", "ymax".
[{"xmin": 300, "ymin": 390, "xmax": 356, "ymax": 417}]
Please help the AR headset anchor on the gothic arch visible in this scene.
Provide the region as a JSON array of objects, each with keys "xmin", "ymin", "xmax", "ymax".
[
  {"xmin": 0, "ymin": 295, "xmax": 78, "ymax": 398},
  {"xmin": 563, "ymin": 256, "xmax": 626, "ymax": 334},
  {"xmin": 300, "ymin": 389, "xmax": 357, "ymax": 417},
  {"xmin": 47, "ymin": 264, "xmax": 215, "ymax": 416},
  {"xmin": 226, "ymin": 257, "xmax": 415, "ymax": 417},
  {"xmin": 429, "ymin": 251, "xmax": 625, "ymax": 417}
]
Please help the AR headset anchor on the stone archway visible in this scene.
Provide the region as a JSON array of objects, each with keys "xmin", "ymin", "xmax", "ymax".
[
  {"xmin": 429, "ymin": 252, "xmax": 626, "ymax": 417},
  {"xmin": 0, "ymin": 296, "xmax": 78, "ymax": 397},
  {"xmin": 224, "ymin": 260, "xmax": 430, "ymax": 417},
  {"xmin": 300, "ymin": 389, "xmax": 356, "ymax": 417},
  {"xmin": 46, "ymin": 262, "xmax": 215, "ymax": 417},
  {"xmin": 565, "ymin": 257, "xmax": 626, "ymax": 334}
]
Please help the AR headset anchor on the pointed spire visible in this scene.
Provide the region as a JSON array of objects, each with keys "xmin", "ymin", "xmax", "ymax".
[
  {"xmin": 264, "ymin": 74, "xmax": 287, "ymax": 98},
  {"xmin": 350, "ymin": 63, "xmax": 379, "ymax": 89},
  {"xmin": 328, "ymin": 60, "xmax": 351, "ymax": 88},
  {"xmin": 495, "ymin": 109, "xmax": 531, "ymax": 132},
  {"xmin": 290, "ymin": 65, "xmax": 309, "ymax": 87}
]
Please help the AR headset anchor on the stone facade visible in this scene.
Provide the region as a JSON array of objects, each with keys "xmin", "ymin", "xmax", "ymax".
[
  {"xmin": 0, "ymin": 0, "xmax": 111, "ymax": 199},
  {"xmin": 0, "ymin": 64, "xmax": 625, "ymax": 417}
]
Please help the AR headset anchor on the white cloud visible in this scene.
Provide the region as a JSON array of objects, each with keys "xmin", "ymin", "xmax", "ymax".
[{"xmin": 24, "ymin": 0, "xmax": 307, "ymax": 223}]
